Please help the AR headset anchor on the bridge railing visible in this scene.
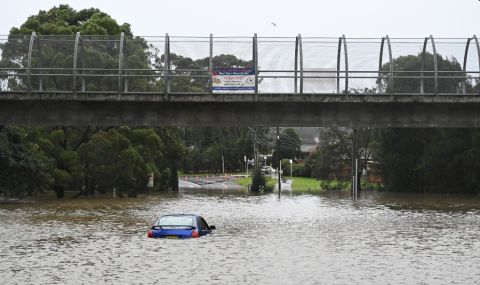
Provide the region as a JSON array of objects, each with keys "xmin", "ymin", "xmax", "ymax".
[{"xmin": 0, "ymin": 33, "xmax": 479, "ymax": 95}]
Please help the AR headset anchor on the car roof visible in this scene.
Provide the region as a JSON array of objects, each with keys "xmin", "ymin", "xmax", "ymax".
[{"xmin": 160, "ymin": 214, "xmax": 201, "ymax": 218}]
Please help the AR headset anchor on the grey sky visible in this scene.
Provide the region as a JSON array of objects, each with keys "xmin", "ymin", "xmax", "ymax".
[{"xmin": 0, "ymin": 0, "xmax": 478, "ymax": 37}]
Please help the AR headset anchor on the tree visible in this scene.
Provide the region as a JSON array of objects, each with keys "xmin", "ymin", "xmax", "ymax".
[
  {"xmin": 0, "ymin": 127, "xmax": 53, "ymax": 198},
  {"xmin": 379, "ymin": 52, "xmax": 464, "ymax": 94},
  {"xmin": 277, "ymin": 128, "xmax": 302, "ymax": 160},
  {"xmin": 182, "ymin": 127, "xmax": 273, "ymax": 173},
  {"xmin": 0, "ymin": 5, "xmax": 186, "ymax": 197},
  {"xmin": 155, "ymin": 128, "xmax": 186, "ymax": 191},
  {"xmin": 250, "ymin": 168, "xmax": 267, "ymax": 193},
  {"xmin": 78, "ymin": 129, "xmax": 145, "ymax": 196},
  {"xmin": 0, "ymin": 5, "xmax": 139, "ymax": 92},
  {"xmin": 308, "ymin": 128, "xmax": 374, "ymax": 191},
  {"xmin": 376, "ymin": 52, "xmax": 480, "ymax": 194}
]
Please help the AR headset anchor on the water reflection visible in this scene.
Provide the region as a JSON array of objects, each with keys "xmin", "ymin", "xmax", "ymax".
[{"xmin": 1, "ymin": 190, "xmax": 480, "ymax": 284}]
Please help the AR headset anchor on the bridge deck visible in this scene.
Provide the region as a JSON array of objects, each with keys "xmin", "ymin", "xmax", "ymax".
[
  {"xmin": 2, "ymin": 92, "xmax": 480, "ymax": 103},
  {"xmin": 1, "ymin": 92, "xmax": 480, "ymax": 127}
]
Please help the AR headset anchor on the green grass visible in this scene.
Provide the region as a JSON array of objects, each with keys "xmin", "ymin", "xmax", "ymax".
[
  {"xmin": 266, "ymin": 178, "xmax": 277, "ymax": 190},
  {"xmin": 234, "ymin": 177, "xmax": 277, "ymax": 190},
  {"xmin": 234, "ymin": 177, "xmax": 251, "ymax": 188},
  {"xmin": 291, "ymin": 177, "xmax": 322, "ymax": 192},
  {"xmin": 234, "ymin": 176, "xmax": 380, "ymax": 193},
  {"xmin": 179, "ymin": 172, "xmax": 244, "ymax": 177}
]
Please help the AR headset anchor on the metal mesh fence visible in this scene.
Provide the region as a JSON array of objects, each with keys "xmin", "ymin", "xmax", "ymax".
[
  {"xmin": 258, "ymin": 37, "xmax": 296, "ymax": 93},
  {"xmin": 170, "ymin": 36, "xmax": 210, "ymax": 93},
  {"xmin": 125, "ymin": 36, "xmax": 164, "ymax": 93},
  {"xmin": 0, "ymin": 33, "xmax": 478, "ymax": 95},
  {"xmin": 0, "ymin": 34, "xmax": 30, "ymax": 91},
  {"xmin": 303, "ymin": 37, "xmax": 343, "ymax": 93},
  {"xmin": 80, "ymin": 35, "xmax": 120, "ymax": 92},
  {"xmin": 0, "ymin": 35, "xmax": 8, "ymax": 91},
  {"xmin": 32, "ymin": 35, "xmax": 76, "ymax": 92}
]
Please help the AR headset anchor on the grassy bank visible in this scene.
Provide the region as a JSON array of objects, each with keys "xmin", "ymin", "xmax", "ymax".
[
  {"xmin": 234, "ymin": 177, "xmax": 250, "ymax": 188},
  {"xmin": 291, "ymin": 177, "xmax": 322, "ymax": 192},
  {"xmin": 235, "ymin": 176, "xmax": 382, "ymax": 193},
  {"xmin": 234, "ymin": 177, "xmax": 277, "ymax": 190}
]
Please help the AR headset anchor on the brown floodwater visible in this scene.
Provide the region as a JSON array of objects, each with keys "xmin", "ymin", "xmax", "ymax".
[{"xmin": 1, "ymin": 190, "xmax": 480, "ymax": 284}]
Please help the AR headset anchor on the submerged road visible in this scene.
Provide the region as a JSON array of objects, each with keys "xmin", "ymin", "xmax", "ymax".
[
  {"xmin": 1, "ymin": 191, "xmax": 480, "ymax": 284},
  {"xmin": 179, "ymin": 176, "xmax": 244, "ymax": 190}
]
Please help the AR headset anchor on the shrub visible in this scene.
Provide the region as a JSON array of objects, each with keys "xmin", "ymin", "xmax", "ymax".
[
  {"xmin": 250, "ymin": 168, "xmax": 266, "ymax": 192},
  {"xmin": 319, "ymin": 179, "xmax": 350, "ymax": 191}
]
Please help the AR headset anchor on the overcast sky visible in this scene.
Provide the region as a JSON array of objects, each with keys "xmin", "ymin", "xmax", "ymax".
[{"xmin": 0, "ymin": 0, "xmax": 478, "ymax": 37}]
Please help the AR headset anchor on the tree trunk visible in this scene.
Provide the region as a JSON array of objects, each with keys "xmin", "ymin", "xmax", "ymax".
[
  {"xmin": 54, "ymin": 185, "xmax": 64, "ymax": 199},
  {"xmin": 169, "ymin": 165, "xmax": 179, "ymax": 191}
]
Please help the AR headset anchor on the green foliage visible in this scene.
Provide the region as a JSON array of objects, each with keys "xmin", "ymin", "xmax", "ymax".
[
  {"xmin": 377, "ymin": 53, "xmax": 480, "ymax": 194},
  {"xmin": 183, "ymin": 127, "xmax": 271, "ymax": 173},
  {"xmin": 380, "ymin": 52, "xmax": 464, "ymax": 93},
  {"xmin": 10, "ymin": 5, "xmax": 132, "ymax": 36},
  {"xmin": 275, "ymin": 128, "xmax": 302, "ymax": 162},
  {"xmin": 0, "ymin": 127, "xmax": 54, "ymax": 198},
  {"xmin": 375, "ymin": 128, "xmax": 432, "ymax": 192},
  {"xmin": 77, "ymin": 128, "xmax": 177, "ymax": 196},
  {"xmin": 307, "ymin": 128, "xmax": 373, "ymax": 182},
  {"xmin": 319, "ymin": 179, "xmax": 350, "ymax": 191},
  {"xmin": 291, "ymin": 163, "xmax": 310, "ymax": 177},
  {"xmin": 377, "ymin": 128, "xmax": 480, "ymax": 194},
  {"xmin": 0, "ymin": 6, "xmax": 189, "ymax": 198},
  {"xmin": 234, "ymin": 177, "xmax": 251, "ymax": 188},
  {"xmin": 250, "ymin": 168, "xmax": 267, "ymax": 192},
  {"xmin": 309, "ymin": 144, "xmax": 341, "ymax": 179},
  {"xmin": 0, "ymin": 5, "xmax": 149, "ymax": 93},
  {"xmin": 291, "ymin": 177, "xmax": 320, "ymax": 191},
  {"xmin": 280, "ymin": 159, "xmax": 291, "ymax": 176},
  {"xmin": 360, "ymin": 181, "xmax": 383, "ymax": 191}
]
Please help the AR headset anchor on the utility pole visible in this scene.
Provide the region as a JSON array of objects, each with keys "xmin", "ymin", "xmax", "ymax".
[
  {"xmin": 249, "ymin": 127, "xmax": 258, "ymax": 170},
  {"xmin": 352, "ymin": 128, "xmax": 358, "ymax": 200},
  {"xmin": 253, "ymin": 134, "xmax": 257, "ymax": 169},
  {"xmin": 222, "ymin": 154, "xmax": 225, "ymax": 176},
  {"xmin": 221, "ymin": 146, "xmax": 225, "ymax": 176},
  {"xmin": 277, "ymin": 127, "xmax": 281, "ymax": 197}
]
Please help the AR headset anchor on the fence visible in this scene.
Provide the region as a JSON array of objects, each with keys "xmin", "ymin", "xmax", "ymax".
[{"xmin": 0, "ymin": 33, "xmax": 479, "ymax": 95}]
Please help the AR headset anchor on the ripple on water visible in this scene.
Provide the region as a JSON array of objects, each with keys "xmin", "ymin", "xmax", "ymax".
[{"xmin": 1, "ymin": 191, "xmax": 480, "ymax": 284}]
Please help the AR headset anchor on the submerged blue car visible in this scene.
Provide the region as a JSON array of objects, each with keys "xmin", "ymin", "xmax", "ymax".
[{"xmin": 147, "ymin": 214, "xmax": 216, "ymax": 239}]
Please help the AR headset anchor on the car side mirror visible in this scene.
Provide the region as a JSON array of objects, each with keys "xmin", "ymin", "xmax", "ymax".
[{"xmin": 209, "ymin": 225, "xmax": 216, "ymax": 230}]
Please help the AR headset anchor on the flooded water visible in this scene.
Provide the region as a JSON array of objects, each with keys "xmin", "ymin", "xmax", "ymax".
[{"xmin": 1, "ymin": 190, "xmax": 480, "ymax": 284}]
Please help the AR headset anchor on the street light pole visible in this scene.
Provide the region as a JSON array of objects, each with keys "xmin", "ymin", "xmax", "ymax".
[
  {"xmin": 277, "ymin": 127, "xmax": 281, "ymax": 197},
  {"xmin": 244, "ymin": 155, "xmax": 247, "ymax": 177},
  {"xmin": 290, "ymin": 159, "xmax": 293, "ymax": 179}
]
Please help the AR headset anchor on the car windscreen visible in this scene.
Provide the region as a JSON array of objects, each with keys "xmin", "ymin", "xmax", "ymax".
[{"xmin": 157, "ymin": 216, "xmax": 195, "ymax": 228}]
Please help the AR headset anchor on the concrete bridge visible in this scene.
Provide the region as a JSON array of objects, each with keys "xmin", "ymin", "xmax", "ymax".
[
  {"xmin": 2, "ymin": 92, "xmax": 480, "ymax": 127},
  {"xmin": 1, "ymin": 33, "xmax": 479, "ymax": 127}
]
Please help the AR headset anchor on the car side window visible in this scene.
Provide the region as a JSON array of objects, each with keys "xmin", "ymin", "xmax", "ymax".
[{"xmin": 199, "ymin": 218, "xmax": 209, "ymax": 231}]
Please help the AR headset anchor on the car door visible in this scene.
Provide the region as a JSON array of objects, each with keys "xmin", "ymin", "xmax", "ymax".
[{"xmin": 198, "ymin": 217, "xmax": 211, "ymax": 236}]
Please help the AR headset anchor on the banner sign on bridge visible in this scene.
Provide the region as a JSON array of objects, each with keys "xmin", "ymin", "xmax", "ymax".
[{"xmin": 212, "ymin": 68, "xmax": 256, "ymax": 93}]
